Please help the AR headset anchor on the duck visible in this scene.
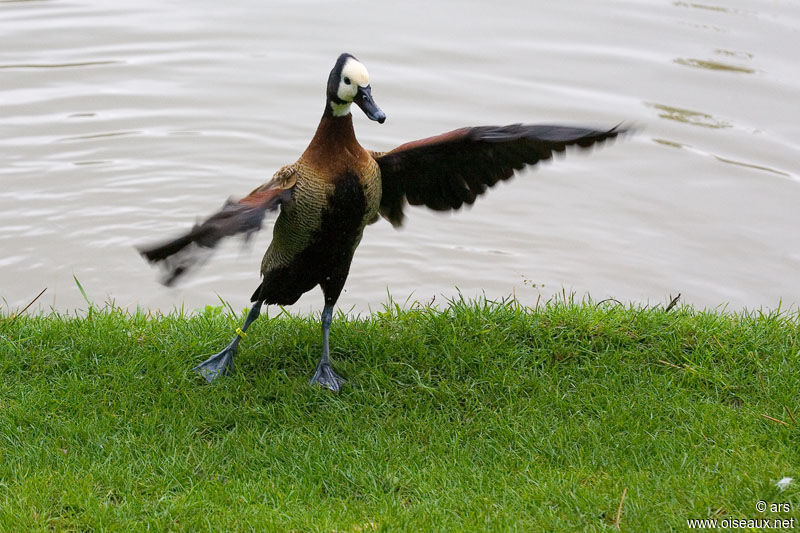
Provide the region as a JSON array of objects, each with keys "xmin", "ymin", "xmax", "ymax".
[{"xmin": 139, "ymin": 52, "xmax": 627, "ymax": 391}]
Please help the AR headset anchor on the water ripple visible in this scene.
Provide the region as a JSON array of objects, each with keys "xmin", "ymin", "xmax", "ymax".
[
  {"xmin": 652, "ymin": 138, "xmax": 796, "ymax": 181},
  {"xmin": 646, "ymin": 103, "xmax": 732, "ymax": 129},
  {"xmin": 713, "ymin": 156, "xmax": 792, "ymax": 178},
  {"xmin": 672, "ymin": 2, "xmax": 756, "ymax": 16},
  {"xmin": 0, "ymin": 60, "xmax": 119, "ymax": 70},
  {"xmin": 57, "ymin": 131, "xmax": 142, "ymax": 143},
  {"xmin": 1, "ymin": 0, "xmax": 798, "ymax": 313},
  {"xmin": 673, "ymin": 58, "xmax": 755, "ymax": 74}
]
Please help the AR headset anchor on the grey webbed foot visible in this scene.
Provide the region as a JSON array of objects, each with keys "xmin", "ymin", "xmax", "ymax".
[
  {"xmin": 194, "ymin": 343, "xmax": 236, "ymax": 383},
  {"xmin": 310, "ymin": 362, "xmax": 346, "ymax": 392}
]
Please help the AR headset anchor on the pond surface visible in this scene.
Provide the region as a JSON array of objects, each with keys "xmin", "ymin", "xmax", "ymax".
[{"xmin": 2, "ymin": 0, "xmax": 799, "ymax": 315}]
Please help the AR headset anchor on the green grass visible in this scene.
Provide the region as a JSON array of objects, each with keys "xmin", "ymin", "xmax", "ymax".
[{"xmin": 1, "ymin": 297, "xmax": 799, "ymax": 531}]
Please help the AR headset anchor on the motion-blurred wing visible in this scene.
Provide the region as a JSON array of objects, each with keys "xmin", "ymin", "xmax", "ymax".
[
  {"xmin": 373, "ymin": 124, "xmax": 626, "ymax": 227},
  {"xmin": 138, "ymin": 166, "xmax": 296, "ymax": 286}
]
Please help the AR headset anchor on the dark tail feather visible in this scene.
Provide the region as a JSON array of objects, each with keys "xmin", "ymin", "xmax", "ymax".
[{"xmin": 250, "ymin": 280, "xmax": 264, "ymax": 303}]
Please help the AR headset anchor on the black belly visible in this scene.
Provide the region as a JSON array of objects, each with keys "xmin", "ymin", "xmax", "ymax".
[{"xmin": 253, "ymin": 172, "xmax": 368, "ymax": 306}]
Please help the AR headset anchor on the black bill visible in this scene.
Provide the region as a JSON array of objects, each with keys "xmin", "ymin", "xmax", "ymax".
[{"xmin": 353, "ymin": 85, "xmax": 386, "ymax": 123}]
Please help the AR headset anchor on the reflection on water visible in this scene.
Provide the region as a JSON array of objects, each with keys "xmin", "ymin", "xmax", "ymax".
[
  {"xmin": 673, "ymin": 2, "xmax": 756, "ymax": 16},
  {"xmin": 1, "ymin": 0, "xmax": 799, "ymax": 314},
  {"xmin": 653, "ymin": 138, "xmax": 794, "ymax": 180},
  {"xmin": 652, "ymin": 139, "xmax": 686, "ymax": 149},
  {"xmin": 673, "ymin": 58, "xmax": 755, "ymax": 74},
  {"xmin": 0, "ymin": 61, "xmax": 119, "ymax": 70},
  {"xmin": 713, "ymin": 156, "xmax": 791, "ymax": 178},
  {"xmin": 645, "ymin": 103, "xmax": 731, "ymax": 129},
  {"xmin": 60, "ymin": 131, "xmax": 142, "ymax": 142},
  {"xmin": 714, "ymin": 49, "xmax": 753, "ymax": 60}
]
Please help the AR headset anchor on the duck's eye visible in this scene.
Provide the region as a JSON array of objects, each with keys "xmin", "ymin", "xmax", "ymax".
[{"xmin": 343, "ymin": 76, "xmax": 351, "ymax": 85}]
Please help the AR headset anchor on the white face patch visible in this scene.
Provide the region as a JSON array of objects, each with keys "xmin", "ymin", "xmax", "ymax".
[{"xmin": 331, "ymin": 58, "xmax": 370, "ymax": 116}]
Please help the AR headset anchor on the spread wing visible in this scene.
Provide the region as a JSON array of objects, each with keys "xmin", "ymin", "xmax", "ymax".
[
  {"xmin": 373, "ymin": 124, "xmax": 627, "ymax": 227},
  {"xmin": 138, "ymin": 165, "xmax": 297, "ymax": 286}
]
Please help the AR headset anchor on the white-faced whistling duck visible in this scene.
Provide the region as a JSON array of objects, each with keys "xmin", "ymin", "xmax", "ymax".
[{"xmin": 139, "ymin": 53, "xmax": 628, "ymax": 391}]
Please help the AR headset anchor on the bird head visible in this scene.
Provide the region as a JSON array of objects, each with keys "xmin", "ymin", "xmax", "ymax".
[{"xmin": 326, "ymin": 53, "xmax": 386, "ymax": 123}]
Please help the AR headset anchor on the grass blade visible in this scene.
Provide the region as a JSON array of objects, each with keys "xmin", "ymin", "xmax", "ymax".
[{"xmin": 73, "ymin": 274, "xmax": 92, "ymax": 306}]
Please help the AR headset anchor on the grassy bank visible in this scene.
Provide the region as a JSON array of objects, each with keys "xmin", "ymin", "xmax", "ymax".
[{"xmin": 1, "ymin": 297, "xmax": 799, "ymax": 531}]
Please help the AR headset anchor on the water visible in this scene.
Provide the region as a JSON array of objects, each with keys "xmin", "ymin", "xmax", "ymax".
[{"xmin": 2, "ymin": 0, "xmax": 799, "ymax": 315}]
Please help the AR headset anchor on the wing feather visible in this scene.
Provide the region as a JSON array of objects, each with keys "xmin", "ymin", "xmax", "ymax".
[
  {"xmin": 374, "ymin": 123, "xmax": 627, "ymax": 226},
  {"xmin": 138, "ymin": 165, "xmax": 297, "ymax": 286}
]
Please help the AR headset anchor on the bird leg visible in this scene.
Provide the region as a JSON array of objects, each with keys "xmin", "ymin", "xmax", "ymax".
[
  {"xmin": 194, "ymin": 300, "xmax": 263, "ymax": 383},
  {"xmin": 310, "ymin": 304, "xmax": 346, "ymax": 391}
]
